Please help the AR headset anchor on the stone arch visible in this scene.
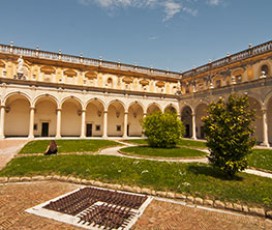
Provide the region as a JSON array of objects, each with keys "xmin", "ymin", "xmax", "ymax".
[
  {"xmin": 85, "ymin": 98, "xmax": 105, "ymax": 137},
  {"xmin": 4, "ymin": 93, "xmax": 31, "ymax": 137},
  {"xmin": 107, "ymin": 100, "xmax": 125, "ymax": 137},
  {"xmin": 106, "ymin": 99, "xmax": 126, "ymax": 112},
  {"xmin": 34, "ymin": 95, "xmax": 58, "ymax": 137},
  {"xmin": 128, "ymin": 102, "xmax": 144, "ymax": 137},
  {"xmin": 147, "ymin": 102, "xmax": 162, "ymax": 114},
  {"xmin": 33, "ymin": 93, "xmax": 59, "ymax": 108},
  {"xmin": 61, "ymin": 97, "xmax": 82, "ymax": 137},
  {"xmin": 180, "ymin": 105, "xmax": 193, "ymax": 138},
  {"xmin": 248, "ymin": 96, "xmax": 263, "ymax": 143},
  {"xmin": 195, "ymin": 103, "xmax": 208, "ymax": 139},
  {"xmin": 164, "ymin": 104, "xmax": 178, "ymax": 113},
  {"xmin": 4, "ymin": 91, "xmax": 32, "ymax": 105},
  {"xmin": 60, "ymin": 96, "xmax": 83, "ymax": 109}
]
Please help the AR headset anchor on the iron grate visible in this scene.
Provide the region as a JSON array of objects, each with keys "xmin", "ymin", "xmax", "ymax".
[{"xmin": 26, "ymin": 186, "xmax": 153, "ymax": 229}]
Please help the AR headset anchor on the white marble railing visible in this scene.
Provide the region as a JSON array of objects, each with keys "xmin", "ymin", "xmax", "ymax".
[
  {"xmin": 0, "ymin": 44, "xmax": 181, "ymax": 79},
  {"xmin": 183, "ymin": 40, "xmax": 272, "ymax": 78}
]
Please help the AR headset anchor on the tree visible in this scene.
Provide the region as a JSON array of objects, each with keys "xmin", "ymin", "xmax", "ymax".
[
  {"xmin": 143, "ymin": 111, "xmax": 184, "ymax": 148},
  {"xmin": 202, "ymin": 94, "xmax": 255, "ymax": 177}
]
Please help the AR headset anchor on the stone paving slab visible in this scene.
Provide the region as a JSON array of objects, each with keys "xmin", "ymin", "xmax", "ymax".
[{"xmin": 0, "ymin": 181, "xmax": 271, "ymax": 230}]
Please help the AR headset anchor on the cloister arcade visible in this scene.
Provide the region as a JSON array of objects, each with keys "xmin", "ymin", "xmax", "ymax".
[
  {"xmin": 0, "ymin": 89, "xmax": 178, "ymax": 139},
  {"xmin": 179, "ymin": 93, "xmax": 272, "ymax": 146},
  {"xmin": 0, "ymin": 40, "xmax": 272, "ymax": 146}
]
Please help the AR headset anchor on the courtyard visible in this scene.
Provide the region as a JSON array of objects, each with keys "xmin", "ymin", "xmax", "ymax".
[{"xmin": 0, "ymin": 139, "xmax": 272, "ymax": 229}]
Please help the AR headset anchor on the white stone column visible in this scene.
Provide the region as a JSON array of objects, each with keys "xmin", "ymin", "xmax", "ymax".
[
  {"xmin": 123, "ymin": 111, "xmax": 128, "ymax": 138},
  {"xmin": 192, "ymin": 113, "xmax": 197, "ymax": 140},
  {"xmin": 103, "ymin": 111, "xmax": 108, "ymax": 138},
  {"xmin": 142, "ymin": 113, "xmax": 147, "ymax": 137},
  {"xmin": 56, "ymin": 108, "xmax": 62, "ymax": 138},
  {"xmin": 0, "ymin": 106, "xmax": 5, "ymax": 139},
  {"xmin": 261, "ymin": 109, "xmax": 270, "ymax": 147},
  {"xmin": 28, "ymin": 107, "xmax": 35, "ymax": 139},
  {"xmin": 80, "ymin": 110, "xmax": 86, "ymax": 138}
]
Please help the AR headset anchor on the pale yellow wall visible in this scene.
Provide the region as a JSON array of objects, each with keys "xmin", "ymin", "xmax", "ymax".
[
  {"xmin": 86, "ymin": 104, "xmax": 103, "ymax": 137},
  {"xmin": 61, "ymin": 102, "xmax": 81, "ymax": 136},
  {"xmin": 107, "ymin": 105, "xmax": 124, "ymax": 137},
  {"xmin": 5, "ymin": 99, "xmax": 30, "ymax": 136},
  {"xmin": 34, "ymin": 101, "xmax": 57, "ymax": 137}
]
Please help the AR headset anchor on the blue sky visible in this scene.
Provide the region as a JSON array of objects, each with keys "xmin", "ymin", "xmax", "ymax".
[{"xmin": 0, "ymin": 0, "xmax": 271, "ymax": 72}]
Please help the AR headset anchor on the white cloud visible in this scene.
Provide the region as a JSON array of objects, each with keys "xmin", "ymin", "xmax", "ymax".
[
  {"xmin": 163, "ymin": 1, "xmax": 182, "ymax": 21},
  {"xmin": 78, "ymin": 0, "xmax": 223, "ymax": 21},
  {"xmin": 206, "ymin": 0, "xmax": 222, "ymax": 6}
]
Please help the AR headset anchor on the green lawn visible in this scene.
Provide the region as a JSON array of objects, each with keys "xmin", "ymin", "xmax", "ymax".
[
  {"xmin": 120, "ymin": 146, "xmax": 206, "ymax": 158},
  {"xmin": 19, "ymin": 140, "xmax": 121, "ymax": 154},
  {"xmin": 178, "ymin": 139, "xmax": 207, "ymax": 149},
  {"xmin": 0, "ymin": 155, "xmax": 271, "ymax": 208},
  {"xmin": 248, "ymin": 149, "xmax": 272, "ymax": 172},
  {"xmin": 125, "ymin": 138, "xmax": 207, "ymax": 149}
]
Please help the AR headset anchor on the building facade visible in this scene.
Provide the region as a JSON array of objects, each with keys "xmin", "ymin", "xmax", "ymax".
[{"xmin": 0, "ymin": 41, "xmax": 271, "ymax": 146}]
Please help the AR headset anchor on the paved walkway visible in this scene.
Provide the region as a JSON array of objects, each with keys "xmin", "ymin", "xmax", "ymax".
[
  {"xmin": 0, "ymin": 181, "xmax": 271, "ymax": 230},
  {"xmin": 0, "ymin": 139, "xmax": 28, "ymax": 170}
]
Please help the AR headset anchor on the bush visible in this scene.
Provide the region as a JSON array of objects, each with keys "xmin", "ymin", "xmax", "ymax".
[
  {"xmin": 202, "ymin": 94, "xmax": 255, "ymax": 177},
  {"xmin": 143, "ymin": 112, "xmax": 184, "ymax": 148}
]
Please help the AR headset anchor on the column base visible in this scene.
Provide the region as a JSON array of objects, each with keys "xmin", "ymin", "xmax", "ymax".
[
  {"xmin": 28, "ymin": 135, "xmax": 34, "ymax": 139},
  {"xmin": 260, "ymin": 142, "xmax": 270, "ymax": 148}
]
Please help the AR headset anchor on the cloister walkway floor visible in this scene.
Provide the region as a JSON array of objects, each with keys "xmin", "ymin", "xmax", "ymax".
[{"xmin": 0, "ymin": 139, "xmax": 272, "ymax": 229}]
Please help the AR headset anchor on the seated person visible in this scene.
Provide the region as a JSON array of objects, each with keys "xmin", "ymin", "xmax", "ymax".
[{"xmin": 44, "ymin": 140, "xmax": 58, "ymax": 155}]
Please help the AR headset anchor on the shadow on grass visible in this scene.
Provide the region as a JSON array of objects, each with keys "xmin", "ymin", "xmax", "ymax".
[{"xmin": 187, "ymin": 164, "xmax": 244, "ymax": 181}]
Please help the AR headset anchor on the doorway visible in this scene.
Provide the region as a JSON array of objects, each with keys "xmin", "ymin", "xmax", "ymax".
[
  {"xmin": 41, "ymin": 122, "xmax": 49, "ymax": 137},
  {"xmin": 86, "ymin": 124, "xmax": 92, "ymax": 137}
]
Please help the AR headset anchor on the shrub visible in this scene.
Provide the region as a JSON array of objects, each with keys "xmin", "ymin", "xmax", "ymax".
[
  {"xmin": 202, "ymin": 94, "xmax": 255, "ymax": 177},
  {"xmin": 143, "ymin": 112, "xmax": 184, "ymax": 148}
]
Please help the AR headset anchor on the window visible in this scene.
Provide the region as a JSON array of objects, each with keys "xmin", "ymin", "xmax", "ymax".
[
  {"xmin": 236, "ymin": 75, "xmax": 242, "ymax": 83},
  {"xmin": 216, "ymin": 80, "xmax": 221, "ymax": 88},
  {"xmin": 261, "ymin": 65, "xmax": 269, "ymax": 76},
  {"xmin": 95, "ymin": 125, "xmax": 101, "ymax": 131},
  {"xmin": 116, "ymin": 125, "xmax": 121, "ymax": 132}
]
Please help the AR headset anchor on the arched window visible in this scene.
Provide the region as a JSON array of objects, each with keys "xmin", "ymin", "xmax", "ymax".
[
  {"xmin": 107, "ymin": 78, "xmax": 113, "ymax": 87},
  {"xmin": 261, "ymin": 65, "xmax": 269, "ymax": 76}
]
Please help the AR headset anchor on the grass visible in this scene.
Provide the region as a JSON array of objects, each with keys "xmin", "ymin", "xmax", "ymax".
[
  {"xmin": 178, "ymin": 139, "xmax": 207, "ymax": 149},
  {"xmin": 125, "ymin": 138, "xmax": 207, "ymax": 149},
  {"xmin": 0, "ymin": 155, "xmax": 271, "ymax": 208},
  {"xmin": 248, "ymin": 149, "xmax": 272, "ymax": 172},
  {"xmin": 120, "ymin": 146, "xmax": 206, "ymax": 158},
  {"xmin": 19, "ymin": 140, "xmax": 121, "ymax": 154}
]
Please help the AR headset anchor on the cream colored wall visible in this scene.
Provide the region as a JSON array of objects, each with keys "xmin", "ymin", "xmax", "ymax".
[
  {"xmin": 86, "ymin": 104, "xmax": 103, "ymax": 137},
  {"xmin": 5, "ymin": 99, "xmax": 30, "ymax": 136},
  {"xmin": 61, "ymin": 102, "xmax": 81, "ymax": 136},
  {"xmin": 128, "ymin": 105, "xmax": 143, "ymax": 136},
  {"xmin": 107, "ymin": 105, "xmax": 124, "ymax": 137},
  {"xmin": 34, "ymin": 101, "xmax": 57, "ymax": 137}
]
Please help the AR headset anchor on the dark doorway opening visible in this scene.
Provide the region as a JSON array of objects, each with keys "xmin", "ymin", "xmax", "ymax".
[
  {"xmin": 41, "ymin": 122, "xmax": 49, "ymax": 137},
  {"xmin": 86, "ymin": 124, "xmax": 92, "ymax": 137}
]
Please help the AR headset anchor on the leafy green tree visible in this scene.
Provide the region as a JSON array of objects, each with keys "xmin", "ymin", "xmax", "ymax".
[
  {"xmin": 202, "ymin": 94, "xmax": 255, "ymax": 177},
  {"xmin": 143, "ymin": 111, "xmax": 184, "ymax": 148}
]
